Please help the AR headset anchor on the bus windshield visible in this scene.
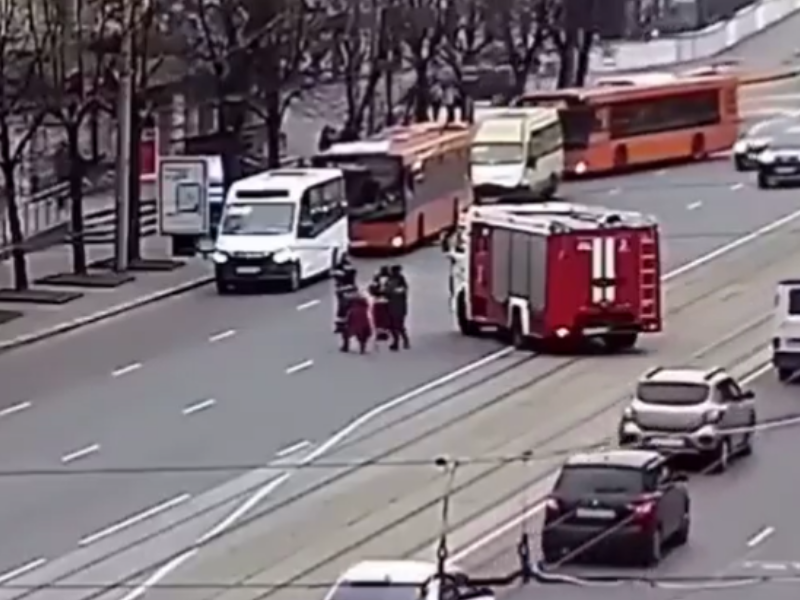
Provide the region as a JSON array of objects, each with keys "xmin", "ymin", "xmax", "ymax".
[
  {"xmin": 471, "ymin": 143, "xmax": 524, "ymax": 166},
  {"xmin": 219, "ymin": 202, "xmax": 295, "ymax": 235},
  {"xmin": 313, "ymin": 154, "xmax": 405, "ymax": 222}
]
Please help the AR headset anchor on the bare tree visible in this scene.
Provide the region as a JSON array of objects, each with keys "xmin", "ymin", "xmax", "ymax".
[
  {"xmin": 439, "ymin": 0, "xmax": 493, "ymax": 89},
  {"xmin": 484, "ymin": 0, "xmax": 552, "ymax": 97},
  {"xmin": 37, "ymin": 0, "xmax": 120, "ymax": 275},
  {"xmin": 394, "ymin": 0, "xmax": 448, "ymax": 122},
  {"xmin": 549, "ymin": 0, "xmax": 596, "ymax": 87},
  {"xmin": 0, "ymin": 0, "xmax": 50, "ymax": 290},
  {"xmin": 327, "ymin": 0, "xmax": 393, "ymax": 138},
  {"xmin": 250, "ymin": 0, "xmax": 328, "ymax": 166}
]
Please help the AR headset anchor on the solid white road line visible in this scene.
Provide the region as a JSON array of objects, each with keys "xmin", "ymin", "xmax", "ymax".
[
  {"xmin": 112, "ymin": 363, "xmax": 142, "ymax": 377},
  {"xmin": 286, "ymin": 360, "xmax": 314, "ymax": 375},
  {"xmin": 209, "ymin": 329, "xmax": 236, "ymax": 343},
  {"xmin": 119, "ymin": 549, "xmax": 198, "ymax": 600},
  {"xmin": 296, "ymin": 299, "xmax": 321, "ymax": 311},
  {"xmin": 0, "ymin": 558, "xmax": 48, "ymax": 585},
  {"xmin": 61, "ymin": 444, "xmax": 100, "ymax": 464},
  {"xmin": 276, "ymin": 440, "xmax": 312, "ymax": 458},
  {"xmin": 78, "ymin": 493, "xmax": 191, "ymax": 547},
  {"xmin": 747, "ymin": 526, "xmax": 775, "ymax": 548},
  {"xmin": 183, "ymin": 398, "xmax": 217, "ymax": 416},
  {"xmin": 197, "ymin": 474, "xmax": 291, "ymax": 544},
  {"xmin": 0, "ymin": 401, "xmax": 31, "ymax": 418},
  {"xmin": 122, "ymin": 206, "xmax": 800, "ymax": 598}
]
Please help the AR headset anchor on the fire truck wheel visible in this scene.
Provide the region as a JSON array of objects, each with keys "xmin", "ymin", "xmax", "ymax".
[
  {"xmin": 457, "ymin": 294, "xmax": 481, "ymax": 337},
  {"xmin": 603, "ymin": 333, "xmax": 638, "ymax": 352}
]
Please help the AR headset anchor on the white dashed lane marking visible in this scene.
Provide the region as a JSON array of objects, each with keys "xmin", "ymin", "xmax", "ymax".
[
  {"xmin": 0, "ymin": 558, "xmax": 48, "ymax": 585},
  {"xmin": 276, "ymin": 440, "xmax": 312, "ymax": 457},
  {"xmin": 61, "ymin": 444, "xmax": 100, "ymax": 464},
  {"xmin": 746, "ymin": 525, "xmax": 775, "ymax": 548},
  {"xmin": 296, "ymin": 299, "xmax": 321, "ymax": 311},
  {"xmin": 209, "ymin": 329, "xmax": 236, "ymax": 343},
  {"xmin": 183, "ymin": 398, "xmax": 217, "ymax": 416},
  {"xmin": 112, "ymin": 363, "xmax": 141, "ymax": 377},
  {"xmin": 286, "ymin": 360, "xmax": 314, "ymax": 375},
  {"xmin": 687, "ymin": 201, "xmax": 703, "ymax": 211},
  {"xmin": 0, "ymin": 401, "xmax": 31, "ymax": 419}
]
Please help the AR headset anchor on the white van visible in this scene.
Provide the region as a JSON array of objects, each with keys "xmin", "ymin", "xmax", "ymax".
[
  {"xmin": 772, "ymin": 279, "xmax": 800, "ymax": 382},
  {"xmin": 470, "ymin": 107, "xmax": 563, "ymax": 202},
  {"xmin": 212, "ymin": 168, "xmax": 348, "ymax": 293}
]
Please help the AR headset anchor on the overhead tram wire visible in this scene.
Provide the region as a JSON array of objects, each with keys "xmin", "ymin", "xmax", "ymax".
[{"xmin": 3, "ymin": 411, "xmax": 800, "ymax": 477}]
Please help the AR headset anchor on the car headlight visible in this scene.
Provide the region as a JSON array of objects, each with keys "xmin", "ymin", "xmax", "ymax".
[
  {"xmin": 702, "ymin": 409, "xmax": 724, "ymax": 424},
  {"xmin": 622, "ymin": 406, "xmax": 636, "ymax": 421},
  {"xmin": 733, "ymin": 141, "xmax": 747, "ymax": 153},
  {"xmin": 211, "ymin": 251, "xmax": 228, "ymax": 264},
  {"xmin": 272, "ymin": 249, "xmax": 295, "ymax": 264},
  {"xmin": 759, "ymin": 150, "xmax": 776, "ymax": 163}
]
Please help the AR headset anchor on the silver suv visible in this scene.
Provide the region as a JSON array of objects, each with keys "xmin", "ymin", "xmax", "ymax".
[{"xmin": 618, "ymin": 366, "xmax": 756, "ymax": 472}]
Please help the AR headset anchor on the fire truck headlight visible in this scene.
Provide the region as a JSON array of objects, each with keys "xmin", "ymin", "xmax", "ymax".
[
  {"xmin": 391, "ymin": 235, "xmax": 404, "ymax": 248},
  {"xmin": 574, "ymin": 161, "xmax": 587, "ymax": 175},
  {"xmin": 555, "ymin": 327, "xmax": 570, "ymax": 338}
]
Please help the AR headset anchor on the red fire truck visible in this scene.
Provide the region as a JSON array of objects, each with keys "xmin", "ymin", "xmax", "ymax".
[{"xmin": 444, "ymin": 202, "xmax": 661, "ymax": 351}]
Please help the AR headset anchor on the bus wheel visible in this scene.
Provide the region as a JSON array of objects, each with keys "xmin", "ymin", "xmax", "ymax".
[
  {"xmin": 613, "ymin": 145, "xmax": 628, "ymax": 168},
  {"xmin": 691, "ymin": 134, "xmax": 707, "ymax": 160}
]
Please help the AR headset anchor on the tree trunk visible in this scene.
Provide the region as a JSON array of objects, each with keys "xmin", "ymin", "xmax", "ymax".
[
  {"xmin": 556, "ymin": 32, "xmax": 577, "ymax": 88},
  {"xmin": 574, "ymin": 30, "xmax": 594, "ymax": 87},
  {"xmin": 413, "ymin": 62, "xmax": 429, "ymax": 122},
  {"xmin": 264, "ymin": 91, "xmax": 283, "ymax": 169},
  {"xmin": 66, "ymin": 124, "xmax": 87, "ymax": 274},
  {"xmin": 126, "ymin": 105, "xmax": 143, "ymax": 263},
  {"xmin": 2, "ymin": 166, "xmax": 28, "ymax": 290}
]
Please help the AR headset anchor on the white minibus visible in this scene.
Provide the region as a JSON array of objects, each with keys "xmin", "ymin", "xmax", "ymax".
[
  {"xmin": 212, "ymin": 168, "xmax": 349, "ymax": 293},
  {"xmin": 470, "ymin": 107, "xmax": 564, "ymax": 202}
]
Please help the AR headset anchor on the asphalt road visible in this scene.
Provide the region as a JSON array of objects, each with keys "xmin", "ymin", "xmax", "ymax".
[
  {"xmin": 0, "ymin": 82, "xmax": 799, "ymax": 589},
  {"xmin": 2, "ymin": 23, "xmax": 800, "ymax": 599},
  {"xmin": 463, "ymin": 366, "xmax": 800, "ymax": 600}
]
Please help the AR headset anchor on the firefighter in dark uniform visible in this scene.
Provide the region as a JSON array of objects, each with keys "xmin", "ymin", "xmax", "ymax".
[
  {"xmin": 387, "ymin": 264, "xmax": 410, "ymax": 350},
  {"xmin": 369, "ymin": 266, "xmax": 392, "ymax": 343},
  {"xmin": 332, "ymin": 255, "xmax": 357, "ymax": 334}
]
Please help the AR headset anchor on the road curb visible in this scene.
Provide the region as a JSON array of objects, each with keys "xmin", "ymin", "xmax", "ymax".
[{"xmin": 0, "ymin": 275, "xmax": 214, "ymax": 354}]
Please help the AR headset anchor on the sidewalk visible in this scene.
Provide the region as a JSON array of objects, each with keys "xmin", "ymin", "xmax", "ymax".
[{"xmin": 0, "ymin": 236, "xmax": 211, "ymax": 351}]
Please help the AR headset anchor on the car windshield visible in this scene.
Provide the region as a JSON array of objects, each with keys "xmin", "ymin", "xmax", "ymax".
[
  {"xmin": 556, "ymin": 466, "xmax": 643, "ymax": 495},
  {"xmin": 327, "ymin": 582, "xmax": 422, "ymax": 600},
  {"xmin": 636, "ymin": 382, "xmax": 708, "ymax": 405},
  {"xmin": 219, "ymin": 202, "xmax": 295, "ymax": 235},
  {"xmin": 470, "ymin": 143, "xmax": 524, "ymax": 166}
]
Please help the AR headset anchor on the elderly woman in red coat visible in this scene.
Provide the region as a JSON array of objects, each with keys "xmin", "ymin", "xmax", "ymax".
[{"xmin": 340, "ymin": 291, "xmax": 373, "ymax": 353}]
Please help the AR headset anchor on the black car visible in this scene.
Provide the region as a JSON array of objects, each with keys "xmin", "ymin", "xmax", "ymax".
[
  {"xmin": 756, "ymin": 136, "xmax": 800, "ymax": 188},
  {"xmin": 540, "ymin": 449, "xmax": 690, "ymax": 567}
]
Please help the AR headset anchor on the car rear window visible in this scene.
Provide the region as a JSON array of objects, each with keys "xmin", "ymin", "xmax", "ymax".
[
  {"xmin": 328, "ymin": 582, "xmax": 421, "ymax": 600},
  {"xmin": 555, "ymin": 466, "xmax": 644, "ymax": 495},
  {"xmin": 636, "ymin": 382, "xmax": 708, "ymax": 405}
]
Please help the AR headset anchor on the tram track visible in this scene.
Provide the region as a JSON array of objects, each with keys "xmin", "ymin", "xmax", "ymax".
[{"xmin": 56, "ymin": 210, "xmax": 800, "ymax": 600}]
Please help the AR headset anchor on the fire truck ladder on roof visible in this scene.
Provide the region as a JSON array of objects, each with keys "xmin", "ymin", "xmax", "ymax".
[{"xmin": 639, "ymin": 234, "xmax": 658, "ymax": 319}]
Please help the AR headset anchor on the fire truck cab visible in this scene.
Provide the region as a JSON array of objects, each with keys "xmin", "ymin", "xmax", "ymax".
[{"xmin": 443, "ymin": 202, "xmax": 662, "ymax": 351}]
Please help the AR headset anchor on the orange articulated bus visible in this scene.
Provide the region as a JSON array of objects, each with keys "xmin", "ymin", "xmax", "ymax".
[
  {"xmin": 512, "ymin": 73, "xmax": 739, "ymax": 176},
  {"xmin": 311, "ymin": 122, "xmax": 473, "ymax": 252}
]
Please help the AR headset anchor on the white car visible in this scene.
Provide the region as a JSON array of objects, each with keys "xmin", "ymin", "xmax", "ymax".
[
  {"xmin": 732, "ymin": 137, "xmax": 770, "ymax": 171},
  {"xmin": 324, "ymin": 560, "xmax": 490, "ymax": 600}
]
